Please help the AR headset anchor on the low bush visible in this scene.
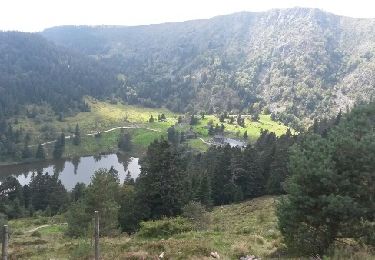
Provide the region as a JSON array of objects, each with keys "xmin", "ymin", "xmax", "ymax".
[
  {"xmin": 137, "ymin": 217, "xmax": 193, "ymax": 239},
  {"xmin": 31, "ymin": 231, "xmax": 41, "ymax": 238},
  {"xmin": 182, "ymin": 201, "xmax": 210, "ymax": 230}
]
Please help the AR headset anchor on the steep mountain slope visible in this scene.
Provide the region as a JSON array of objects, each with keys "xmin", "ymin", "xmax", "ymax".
[
  {"xmin": 41, "ymin": 8, "xmax": 375, "ymax": 127},
  {"xmin": 0, "ymin": 32, "xmax": 118, "ymax": 119}
]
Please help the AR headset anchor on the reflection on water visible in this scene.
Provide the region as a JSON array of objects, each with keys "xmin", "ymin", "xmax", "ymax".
[
  {"xmin": 0, "ymin": 153, "xmax": 140, "ymax": 190},
  {"xmin": 224, "ymin": 138, "xmax": 246, "ymax": 147}
]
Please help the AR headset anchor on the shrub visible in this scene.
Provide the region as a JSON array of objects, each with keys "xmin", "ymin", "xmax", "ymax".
[
  {"xmin": 65, "ymin": 200, "xmax": 91, "ymax": 237},
  {"xmin": 31, "ymin": 231, "xmax": 41, "ymax": 238},
  {"xmin": 137, "ymin": 217, "xmax": 193, "ymax": 238},
  {"xmin": 70, "ymin": 240, "xmax": 92, "ymax": 259},
  {"xmin": 182, "ymin": 201, "xmax": 210, "ymax": 230}
]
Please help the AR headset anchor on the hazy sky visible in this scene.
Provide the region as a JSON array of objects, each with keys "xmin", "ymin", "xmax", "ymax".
[{"xmin": 1, "ymin": 0, "xmax": 375, "ymax": 32}]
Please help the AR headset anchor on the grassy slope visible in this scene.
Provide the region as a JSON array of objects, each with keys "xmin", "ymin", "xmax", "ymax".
[
  {"xmin": 7, "ymin": 197, "xmax": 282, "ymax": 259},
  {"xmin": 4, "ymin": 98, "xmax": 291, "ymax": 164},
  {"xmin": 8, "ymin": 196, "xmax": 373, "ymax": 259}
]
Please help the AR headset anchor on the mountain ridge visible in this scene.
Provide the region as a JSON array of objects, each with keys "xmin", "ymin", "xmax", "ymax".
[
  {"xmin": 40, "ymin": 8, "xmax": 375, "ymax": 129},
  {"xmin": 1, "ymin": 8, "xmax": 374, "ymax": 129}
]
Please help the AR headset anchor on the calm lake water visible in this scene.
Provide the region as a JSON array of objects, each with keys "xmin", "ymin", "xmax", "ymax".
[
  {"xmin": 224, "ymin": 138, "xmax": 246, "ymax": 147},
  {"xmin": 0, "ymin": 154, "xmax": 141, "ymax": 190}
]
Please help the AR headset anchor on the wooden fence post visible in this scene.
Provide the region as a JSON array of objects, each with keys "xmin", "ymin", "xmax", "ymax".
[
  {"xmin": 2, "ymin": 225, "xmax": 8, "ymax": 260},
  {"xmin": 94, "ymin": 211, "xmax": 99, "ymax": 260}
]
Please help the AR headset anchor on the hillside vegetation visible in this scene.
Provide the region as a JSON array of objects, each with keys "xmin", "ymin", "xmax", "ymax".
[
  {"xmin": 0, "ymin": 32, "xmax": 117, "ymax": 119},
  {"xmin": 43, "ymin": 8, "xmax": 375, "ymax": 129},
  {"xmin": 0, "ymin": 98, "xmax": 290, "ymax": 163},
  {"xmin": 6, "ymin": 196, "xmax": 373, "ymax": 259},
  {"xmin": 5, "ymin": 197, "xmax": 286, "ymax": 259}
]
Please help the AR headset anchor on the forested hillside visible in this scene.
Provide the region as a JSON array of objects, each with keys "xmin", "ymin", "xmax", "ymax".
[
  {"xmin": 43, "ymin": 8, "xmax": 375, "ymax": 129},
  {"xmin": 0, "ymin": 32, "xmax": 118, "ymax": 120}
]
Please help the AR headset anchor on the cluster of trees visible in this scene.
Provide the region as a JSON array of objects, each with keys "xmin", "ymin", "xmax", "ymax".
[
  {"xmin": 0, "ymin": 119, "xmax": 48, "ymax": 161},
  {"xmin": 0, "ymin": 122, "xmax": 84, "ymax": 161},
  {"xmin": 62, "ymin": 127, "xmax": 295, "ymax": 235},
  {"xmin": 277, "ymin": 103, "xmax": 375, "ymax": 255},
  {"xmin": 149, "ymin": 114, "xmax": 167, "ymax": 123},
  {"xmin": 0, "ymin": 172, "xmax": 68, "ymax": 219},
  {"xmin": 63, "ymin": 102, "xmax": 374, "ymax": 256}
]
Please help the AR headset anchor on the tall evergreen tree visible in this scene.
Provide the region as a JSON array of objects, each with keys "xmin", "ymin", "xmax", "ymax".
[
  {"xmin": 73, "ymin": 124, "xmax": 81, "ymax": 145},
  {"xmin": 35, "ymin": 144, "xmax": 46, "ymax": 159},
  {"xmin": 136, "ymin": 139, "xmax": 187, "ymax": 219},
  {"xmin": 118, "ymin": 132, "xmax": 132, "ymax": 152},
  {"xmin": 197, "ymin": 174, "xmax": 212, "ymax": 207},
  {"xmin": 278, "ymin": 103, "xmax": 375, "ymax": 255},
  {"xmin": 53, "ymin": 133, "xmax": 65, "ymax": 159}
]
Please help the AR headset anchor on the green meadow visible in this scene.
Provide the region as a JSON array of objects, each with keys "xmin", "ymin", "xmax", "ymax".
[{"xmin": 6, "ymin": 97, "xmax": 292, "ymax": 163}]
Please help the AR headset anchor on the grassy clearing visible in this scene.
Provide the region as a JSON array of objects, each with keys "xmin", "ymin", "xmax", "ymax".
[
  {"xmin": 7, "ymin": 197, "xmax": 282, "ymax": 259},
  {"xmin": 186, "ymin": 114, "xmax": 292, "ymax": 142},
  {"xmin": 16, "ymin": 97, "xmax": 176, "ymax": 142},
  {"xmin": 186, "ymin": 138, "xmax": 210, "ymax": 152},
  {"xmin": 7, "ymin": 196, "xmax": 374, "ymax": 259}
]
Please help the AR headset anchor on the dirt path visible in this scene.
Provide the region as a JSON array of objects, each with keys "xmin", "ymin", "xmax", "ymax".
[
  {"xmin": 35, "ymin": 125, "xmax": 161, "ymax": 147},
  {"xmin": 27, "ymin": 224, "xmax": 50, "ymax": 233},
  {"xmin": 27, "ymin": 223, "xmax": 68, "ymax": 233},
  {"xmin": 199, "ymin": 137, "xmax": 211, "ymax": 145}
]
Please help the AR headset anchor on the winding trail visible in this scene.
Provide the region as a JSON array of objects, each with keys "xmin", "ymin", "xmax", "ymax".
[
  {"xmin": 27, "ymin": 224, "xmax": 50, "ymax": 233},
  {"xmin": 36, "ymin": 125, "xmax": 161, "ymax": 147},
  {"xmin": 199, "ymin": 137, "xmax": 211, "ymax": 145},
  {"xmin": 27, "ymin": 223, "xmax": 68, "ymax": 233}
]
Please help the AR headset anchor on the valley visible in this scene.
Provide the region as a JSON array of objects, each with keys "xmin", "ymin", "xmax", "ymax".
[
  {"xmin": 0, "ymin": 97, "xmax": 291, "ymax": 166},
  {"xmin": 0, "ymin": 6, "xmax": 374, "ymax": 260}
]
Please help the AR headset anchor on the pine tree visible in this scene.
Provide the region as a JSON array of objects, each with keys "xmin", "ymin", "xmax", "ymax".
[
  {"xmin": 197, "ymin": 174, "xmax": 212, "ymax": 207},
  {"xmin": 35, "ymin": 144, "xmax": 46, "ymax": 159},
  {"xmin": 73, "ymin": 124, "xmax": 81, "ymax": 145},
  {"xmin": 119, "ymin": 184, "xmax": 139, "ymax": 233},
  {"xmin": 53, "ymin": 133, "xmax": 65, "ymax": 159},
  {"xmin": 243, "ymin": 130, "xmax": 248, "ymax": 140},
  {"xmin": 277, "ymin": 103, "xmax": 375, "ymax": 255},
  {"xmin": 136, "ymin": 139, "xmax": 187, "ymax": 218},
  {"xmin": 124, "ymin": 171, "xmax": 134, "ymax": 185},
  {"xmin": 21, "ymin": 144, "xmax": 32, "ymax": 159},
  {"xmin": 208, "ymin": 124, "xmax": 215, "ymax": 136},
  {"xmin": 118, "ymin": 132, "xmax": 132, "ymax": 152},
  {"xmin": 84, "ymin": 169, "xmax": 121, "ymax": 235}
]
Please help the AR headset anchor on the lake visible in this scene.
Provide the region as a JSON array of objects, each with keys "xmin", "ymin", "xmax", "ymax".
[
  {"xmin": 224, "ymin": 138, "xmax": 246, "ymax": 147},
  {"xmin": 0, "ymin": 154, "xmax": 141, "ymax": 190}
]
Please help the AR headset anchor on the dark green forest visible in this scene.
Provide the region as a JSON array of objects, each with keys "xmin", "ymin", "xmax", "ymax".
[{"xmin": 0, "ymin": 32, "xmax": 118, "ymax": 159}]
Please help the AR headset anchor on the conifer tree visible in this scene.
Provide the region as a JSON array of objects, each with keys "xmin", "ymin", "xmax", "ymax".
[
  {"xmin": 35, "ymin": 144, "xmax": 46, "ymax": 159},
  {"xmin": 53, "ymin": 133, "xmax": 65, "ymax": 159},
  {"xmin": 136, "ymin": 139, "xmax": 187, "ymax": 218},
  {"xmin": 73, "ymin": 124, "xmax": 81, "ymax": 145},
  {"xmin": 197, "ymin": 174, "xmax": 212, "ymax": 207},
  {"xmin": 278, "ymin": 103, "xmax": 375, "ymax": 255},
  {"xmin": 243, "ymin": 130, "xmax": 248, "ymax": 140}
]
